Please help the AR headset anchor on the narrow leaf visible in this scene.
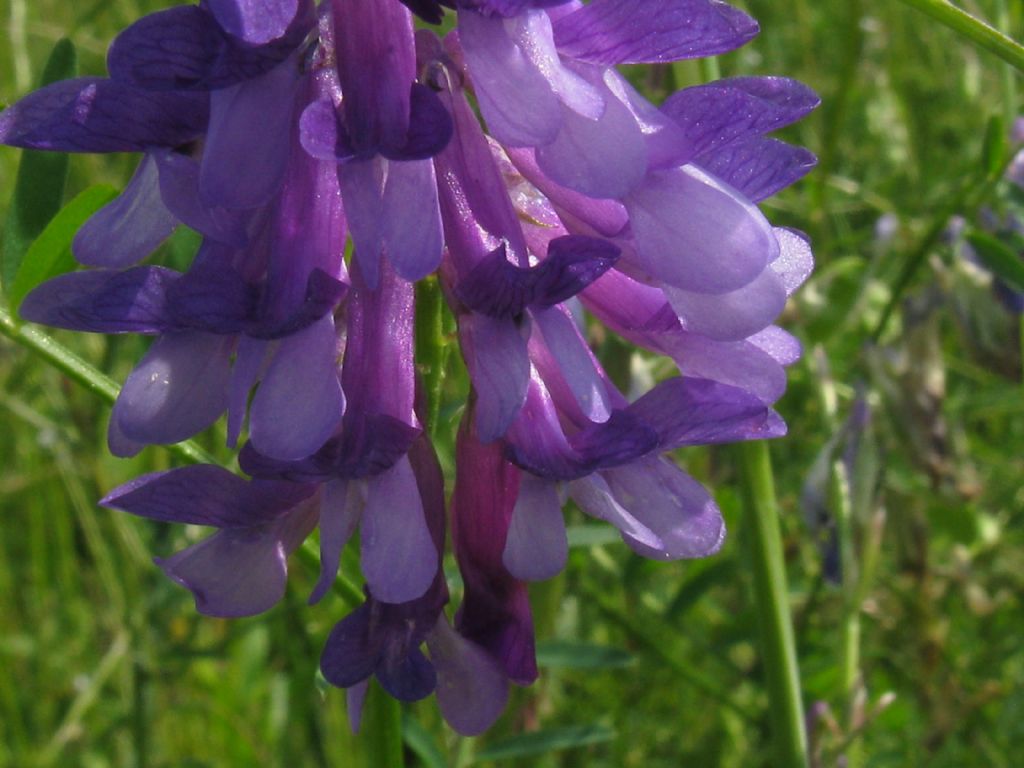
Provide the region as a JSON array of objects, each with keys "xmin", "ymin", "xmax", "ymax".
[
  {"xmin": 966, "ymin": 230, "xmax": 1024, "ymax": 293},
  {"xmin": 9, "ymin": 184, "xmax": 119, "ymax": 310},
  {"xmin": 535, "ymin": 641, "xmax": 635, "ymax": 670},
  {"xmin": 473, "ymin": 725, "xmax": 615, "ymax": 762},
  {"xmin": 1, "ymin": 38, "xmax": 78, "ymax": 295}
]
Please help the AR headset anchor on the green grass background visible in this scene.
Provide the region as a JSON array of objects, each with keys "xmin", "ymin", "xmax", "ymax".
[{"xmin": 2, "ymin": 1, "xmax": 1024, "ymax": 766}]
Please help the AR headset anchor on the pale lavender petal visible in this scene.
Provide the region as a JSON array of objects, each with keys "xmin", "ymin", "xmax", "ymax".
[
  {"xmin": 532, "ymin": 306, "xmax": 612, "ymax": 423},
  {"xmin": 207, "ymin": 0, "xmax": 300, "ymax": 44},
  {"xmin": 458, "ymin": 10, "xmax": 561, "ymax": 147},
  {"xmin": 698, "ymin": 137, "xmax": 816, "ymax": 202},
  {"xmin": 663, "ymin": 264, "xmax": 787, "ymax": 341},
  {"xmin": 309, "ymin": 479, "xmax": 363, "ymax": 604},
  {"xmin": 113, "ymin": 332, "xmax": 231, "ymax": 444},
  {"xmin": 534, "ymin": 75, "xmax": 646, "ymax": 199},
  {"xmin": 502, "ymin": 474, "xmax": 567, "ymax": 581},
  {"xmin": 624, "ymin": 165, "xmax": 777, "ymax": 293},
  {"xmin": 770, "ymin": 227, "xmax": 814, "ymax": 295},
  {"xmin": 567, "ymin": 474, "xmax": 662, "ymax": 550},
  {"xmin": 248, "ymin": 315, "xmax": 343, "ymax": 461},
  {"xmin": 226, "ymin": 335, "xmax": 266, "ymax": 447},
  {"xmin": 361, "ymin": 456, "xmax": 437, "ymax": 604},
  {"xmin": 74, "ymin": 154, "xmax": 178, "ymax": 267},
  {"xmin": 381, "ymin": 159, "xmax": 443, "ymax": 282},
  {"xmin": 0, "ymin": 77, "xmax": 208, "ymax": 152},
  {"xmin": 459, "ymin": 313, "xmax": 531, "ymax": 442},
  {"xmin": 426, "ymin": 618, "xmax": 509, "ymax": 737},
  {"xmin": 600, "ymin": 458, "xmax": 726, "ymax": 559},
  {"xmin": 749, "ymin": 325, "xmax": 802, "ymax": 365},
  {"xmin": 552, "ymin": 0, "xmax": 758, "ymax": 65},
  {"xmin": 101, "ymin": 464, "xmax": 312, "ymax": 526},
  {"xmin": 200, "ymin": 59, "xmax": 299, "ymax": 209},
  {"xmin": 157, "ymin": 527, "xmax": 288, "ymax": 617},
  {"xmin": 668, "ymin": 334, "xmax": 787, "ymax": 405},
  {"xmin": 338, "ymin": 157, "xmax": 385, "ymax": 289}
]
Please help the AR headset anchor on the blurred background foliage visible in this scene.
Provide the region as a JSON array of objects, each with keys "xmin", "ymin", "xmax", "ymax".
[{"xmin": 2, "ymin": 0, "xmax": 1024, "ymax": 766}]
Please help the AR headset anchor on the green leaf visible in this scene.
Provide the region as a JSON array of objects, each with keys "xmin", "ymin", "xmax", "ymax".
[
  {"xmin": 472, "ymin": 725, "xmax": 615, "ymax": 762},
  {"xmin": 8, "ymin": 185, "xmax": 119, "ymax": 310},
  {"xmin": 1, "ymin": 38, "xmax": 78, "ymax": 295},
  {"xmin": 982, "ymin": 115, "xmax": 1009, "ymax": 180},
  {"xmin": 401, "ymin": 714, "xmax": 447, "ymax": 768},
  {"xmin": 535, "ymin": 640, "xmax": 634, "ymax": 670},
  {"xmin": 895, "ymin": 0, "xmax": 1024, "ymax": 73},
  {"xmin": 965, "ymin": 230, "xmax": 1024, "ymax": 293}
]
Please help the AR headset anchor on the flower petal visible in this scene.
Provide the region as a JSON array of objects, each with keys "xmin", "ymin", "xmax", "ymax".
[
  {"xmin": 459, "ymin": 312, "xmax": 531, "ymax": 442},
  {"xmin": 502, "ymin": 474, "xmax": 567, "ymax": 581}
]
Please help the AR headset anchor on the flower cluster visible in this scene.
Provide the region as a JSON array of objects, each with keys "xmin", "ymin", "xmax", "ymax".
[{"xmin": 0, "ymin": 0, "xmax": 817, "ymax": 733}]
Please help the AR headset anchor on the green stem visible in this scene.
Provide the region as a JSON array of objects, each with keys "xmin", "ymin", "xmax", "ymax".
[
  {"xmin": 362, "ymin": 681, "xmax": 405, "ymax": 768},
  {"xmin": 0, "ymin": 305, "xmax": 217, "ymax": 466},
  {"xmin": 894, "ymin": 0, "xmax": 1024, "ymax": 72},
  {"xmin": 414, "ymin": 276, "xmax": 451, "ymax": 439},
  {"xmin": 737, "ymin": 441, "xmax": 809, "ymax": 768}
]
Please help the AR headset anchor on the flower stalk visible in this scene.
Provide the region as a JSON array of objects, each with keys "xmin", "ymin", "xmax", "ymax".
[
  {"xmin": 895, "ymin": 0, "xmax": 1024, "ymax": 72},
  {"xmin": 737, "ymin": 440, "xmax": 809, "ymax": 768}
]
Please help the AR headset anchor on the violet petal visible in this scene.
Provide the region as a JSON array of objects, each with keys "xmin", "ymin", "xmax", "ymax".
[{"xmin": 502, "ymin": 475, "xmax": 567, "ymax": 581}]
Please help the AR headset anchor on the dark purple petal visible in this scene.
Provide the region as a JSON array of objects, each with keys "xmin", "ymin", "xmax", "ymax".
[
  {"xmin": 553, "ymin": 0, "xmax": 758, "ymax": 65},
  {"xmin": 200, "ymin": 59, "xmax": 300, "ymax": 209},
  {"xmin": 320, "ymin": 603, "xmax": 379, "ymax": 687},
  {"xmin": 113, "ymin": 332, "xmax": 231, "ymax": 444},
  {"xmin": 207, "ymin": 0, "xmax": 301, "ymax": 45},
  {"xmin": 0, "ymin": 78, "xmax": 208, "ymax": 152},
  {"xmin": 248, "ymin": 315, "xmax": 344, "ymax": 461},
  {"xmin": 426, "ymin": 619, "xmax": 509, "ymax": 736},
  {"xmin": 166, "ymin": 251, "xmax": 257, "ymax": 334},
  {"xmin": 400, "ymin": 0, "xmax": 448, "ymax": 24},
  {"xmin": 376, "ymin": 646, "xmax": 436, "ymax": 702},
  {"xmin": 623, "ymin": 165, "xmax": 777, "ymax": 294},
  {"xmin": 108, "ymin": 414, "xmax": 145, "ymax": 459},
  {"xmin": 697, "ymin": 137, "xmax": 817, "ymax": 202},
  {"xmin": 502, "ymin": 475, "xmax": 567, "ymax": 580},
  {"xmin": 360, "ymin": 456, "xmax": 438, "ymax": 604},
  {"xmin": 101, "ymin": 464, "xmax": 314, "ymax": 527},
  {"xmin": 249, "ymin": 269, "xmax": 348, "ymax": 339},
  {"xmin": 73, "ymin": 154, "xmax": 179, "ymax": 268},
  {"xmin": 380, "ymin": 83, "xmax": 453, "ymax": 161},
  {"xmin": 20, "ymin": 267, "xmax": 178, "ymax": 334},
  {"xmin": 153, "ymin": 151, "xmax": 251, "ymax": 247},
  {"xmin": 662, "ymin": 76, "xmax": 820, "ymax": 159},
  {"xmin": 627, "ymin": 377, "xmax": 785, "ymax": 449},
  {"xmin": 227, "ymin": 335, "xmax": 266, "ymax": 445},
  {"xmin": 455, "ymin": 236, "xmax": 619, "ymax": 319},
  {"xmin": 459, "ymin": 312, "xmax": 531, "ymax": 442}
]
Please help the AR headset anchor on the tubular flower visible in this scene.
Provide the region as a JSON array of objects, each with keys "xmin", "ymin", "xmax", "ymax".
[{"xmin": 0, "ymin": 0, "xmax": 817, "ymax": 734}]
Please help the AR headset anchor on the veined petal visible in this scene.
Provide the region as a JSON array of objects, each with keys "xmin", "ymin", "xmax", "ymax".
[
  {"xmin": 552, "ymin": 0, "xmax": 758, "ymax": 65},
  {"xmin": 698, "ymin": 137, "xmax": 817, "ymax": 202}
]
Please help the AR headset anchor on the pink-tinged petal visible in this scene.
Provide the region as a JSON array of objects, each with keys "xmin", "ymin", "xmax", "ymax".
[
  {"xmin": 699, "ymin": 137, "xmax": 816, "ymax": 202},
  {"xmin": 770, "ymin": 227, "xmax": 814, "ymax": 295},
  {"xmin": 381, "ymin": 159, "xmax": 444, "ymax": 282},
  {"xmin": 624, "ymin": 165, "xmax": 777, "ymax": 293},
  {"xmin": 207, "ymin": 0, "xmax": 300, "ymax": 44},
  {"xmin": 200, "ymin": 59, "xmax": 300, "ymax": 209},
  {"xmin": 74, "ymin": 154, "xmax": 178, "ymax": 267},
  {"xmin": 459, "ymin": 313, "xmax": 531, "ymax": 442},
  {"xmin": 114, "ymin": 332, "xmax": 231, "ymax": 444},
  {"xmin": 532, "ymin": 306, "xmax": 612, "ymax": 423},
  {"xmin": 309, "ymin": 479, "xmax": 364, "ymax": 604},
  {"xmin": 458, "ymin": 10, "xmax": 561, "ymax": 147},
  {"xmin": 249, "ymin": 315, "xmax": 343, "ymax": 461},
  {"xmin": 0, "ymin": 77, "xmax": 208, "ymax": 152},
  {"xmin": 226, "ymin": 335, "xmax": 267, "ymax": 447},
  {"xmin": 426, "ymin": 618, "xmax": 509, "ymax": 736},
  {"xmin": 748, "ymin": 326, "xmax": 802, "ymax": 366},
  {"xmin": 153, "ymin": 151, "xmax": 249, "ymax": 247},
  {"xmin": 502, "ymin": 474, "xmax": 567, "ymax": 581},
  {"xmin": 553, "ymin": 0, "xmax": 758, "ymax": 65},
  {"xmin": 663, "ymin": 264, "xmax": 787, "ymax": 341},
  {"xmin": 601, "ymin": 459, "xmax": 726, "ymax": 559},
  {"xmin": 361, "ymin": 456, "xmax": 437, "ymax": 604},
  {"xmin": 534, "ymin": 75, "xmax": 646, "ymax": 199}
]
